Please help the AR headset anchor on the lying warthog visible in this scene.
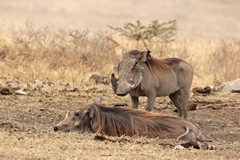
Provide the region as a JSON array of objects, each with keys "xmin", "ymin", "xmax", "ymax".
[
  {"xmin": 111, "ymin": 50, "xmax": 194, "ymax": 119},
  {"xmin": 54, "ymin": 103, "xmax": 212, "ymax": 145}
]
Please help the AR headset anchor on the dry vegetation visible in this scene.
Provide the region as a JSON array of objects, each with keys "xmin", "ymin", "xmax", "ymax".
[
  {"xmin": 0, "ymin": 20, "xmax": 240, "ymax": 159},
  {"xmin": 0, "ymin": 22, "xmax": 239, "ymax": 88}
]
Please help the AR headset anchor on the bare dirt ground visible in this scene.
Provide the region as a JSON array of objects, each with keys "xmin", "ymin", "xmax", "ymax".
[{"xmin": 0, "ymin": 85, "xmax": 239, "ymax": 160}]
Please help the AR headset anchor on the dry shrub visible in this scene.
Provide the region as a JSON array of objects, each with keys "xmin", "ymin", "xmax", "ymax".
[
  {"xmin": 108, "ymin": 20, "xmax": 177, "ymax": 50},
  {"xmin": 0, "ymin": 23, "xmax": 118, "ymax": 87}
]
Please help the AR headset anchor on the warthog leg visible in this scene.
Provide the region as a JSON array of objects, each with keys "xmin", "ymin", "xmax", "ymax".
[
  {"xmin": 169, "ymin": 89, "xmax": 189, "ymax": 119},
  {"xmin": 130, "ymin": 96, "xmax": 139, "ymax": 109},
  {"xmin": 146, "ymin": 94, "xmax": 156, "ymax": 111}
]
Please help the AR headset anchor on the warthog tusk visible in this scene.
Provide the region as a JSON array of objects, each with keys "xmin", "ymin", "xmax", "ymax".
[
  {"xmin": 65, "ymin": 111, "xmax": 70, "ymax": 118},
  {"xmin": 131, "ymin": 75, "xmax": 143, "ymax": 89},
  {"xmin": 53, "ymin": 120, "xmax": 57, "ymax": 125}
]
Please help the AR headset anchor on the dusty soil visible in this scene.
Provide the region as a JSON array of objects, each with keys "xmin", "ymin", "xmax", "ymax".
[{"xmin": 0, "ymin": 85, "xmax": 239, "ymax": 160}]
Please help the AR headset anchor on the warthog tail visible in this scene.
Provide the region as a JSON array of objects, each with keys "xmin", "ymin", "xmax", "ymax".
[{"xmin": 176, "ymin": 126, "xmax": 190, "ymax": 142}]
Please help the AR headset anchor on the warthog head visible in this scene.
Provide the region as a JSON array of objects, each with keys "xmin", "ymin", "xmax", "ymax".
[
  {"xmin": 53, "ymin": 108, "xmax": 98, "ymax": 133},
  {"xmin": 74, "ymin": 107, "xmax": 99, "ymax": 133},
  {"xmin": 54, "ymin": 98, "xmax": 102, "ymax": 133},
  {"xmin": 53, "ymin": 111, "xmax": 78, "ymax": 132},
  {"xmin": 111, "ymin": 50, "xmax": 151, "ymax": 96}
]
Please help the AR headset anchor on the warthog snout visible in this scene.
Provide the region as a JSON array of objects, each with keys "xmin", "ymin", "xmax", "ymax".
[
  {"xmin": 112, "ymin": 75, "xmax": 133, "ymax": 96},
  {"xmin": 116, "ymin": 93, "xmax": 128, "ymax": 96},
  {"xmin": 116, "ymin": 81, "xmax": 133, "ymax": 96},
  {"xmin": 53, "ymin": 126, "xmax": 58, "ymax": 132},
  {"xmin": 53, "ymin": 111, "xmax": 76, "ymax": 132},
  {"xmin": 111, "ymin": 73, "xmax": 130, "ymax": 96}
]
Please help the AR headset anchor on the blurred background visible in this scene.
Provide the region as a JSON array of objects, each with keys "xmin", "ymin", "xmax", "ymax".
[{"xmin": 1, "ymin": 0, "xmax": 240, "ymax": 40}]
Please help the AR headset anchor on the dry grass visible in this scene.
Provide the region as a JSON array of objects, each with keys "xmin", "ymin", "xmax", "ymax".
[
  {"xmin": 0, "ymin": 91, "xmax": 240, "ymax": 160},
  {"xmin": 0, "ymin": 131, "xmax": 219, "ymax": 160},
  {"xmin": 0, "ymin": 23, "xmax": 239, "ymax": 89},
  {"xmin": 0, "ymin": 131, "xmax": 232, "ymax": 160}
]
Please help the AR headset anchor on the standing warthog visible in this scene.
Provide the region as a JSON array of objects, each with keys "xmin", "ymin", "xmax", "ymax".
[{"xmin": 111, "ymin": 50, "xmax": 194, "ymax": 119}]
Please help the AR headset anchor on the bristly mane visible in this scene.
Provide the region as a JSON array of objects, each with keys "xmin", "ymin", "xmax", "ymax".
[
  {"xmin": 147, "ymin": 57, "xmax": 173, "ymax": 73},
  {"xmin": 126, "ymin": 50, "xmax": 173, "ymax": 73},
  {"xmin": 89, "ymin": 104, "xmax": 185, "ymax": 137}
]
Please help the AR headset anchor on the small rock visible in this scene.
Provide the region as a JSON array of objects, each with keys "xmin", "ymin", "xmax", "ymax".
[
  {"xmin": 173, "ymin": 145, "xmax": 185, "ymax": 150},
  {"xmin": 199, "ymin": 142, "xmax": 216, "ymax": 150},
  {"xmin": 0, "ymin": 87, "xmax": 12, "ymax": 95},
  {"xmin": 39, "ymin": 108, "xmax": 45, "ymax": 111},
  {"xmin": 90, "ymin": 74, "xmax": 110, "ymax": 85},
  {"xmin": 58, "ymin": 82, "xmax": 69, "ymax": 92},
  {"xmin": 218, "ymin": 79, "xmax": 240, "ymax": 93},
  {"xmin": 15, "ymin": 89, "xmax": 28, "ymax": 95},
  {"xmin": 199, "ymin": 142, "xmax": 209, "ymax": 150},
  {"xmin": 192, "ymin": 86, "xmax": 212, "ymax": 96},
  {"xmin": 33, "ymin": 80, "xmax": 44, "ymax": 89},
  {"xmin": 188, "ymin": 102, "xmax": 197, "ymax": 111}
]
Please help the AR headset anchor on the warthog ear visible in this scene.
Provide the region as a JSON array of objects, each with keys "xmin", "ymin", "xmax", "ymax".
[
  {"xmin": 95, "ymin": 97, "xmax": 103, "ymax": 105},
  {"xmin": 83, "ymin": 108, "xmax": 95, "ymax": 119},
  {"xmin": 140, "ymin": 50, "xmax": 151, "ymax": 62},
  {"xmin": 122, "ymin": 49, "xmax": 127, "ymax": 55},
  {"xmin": 89, "ymin": 108, "xmax": 95, "ymax": 118}
]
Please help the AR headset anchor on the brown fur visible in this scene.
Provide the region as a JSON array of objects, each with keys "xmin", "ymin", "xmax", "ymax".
[
  {"xmin": 147, "ymin": 57, "xmax": 173, "ymax": 73},
  {"xmin": 127, "ymin": 50, "xmax": 174, "ymax": 73},
  {"xmin": 75, "ymin": 103, "xmax": 212, "ymax": 143},
  {"xmin": 93, "ymin": 104, "xmax": 178, "ymax": 137}
]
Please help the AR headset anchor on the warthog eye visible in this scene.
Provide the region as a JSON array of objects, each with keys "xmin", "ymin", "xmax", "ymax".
[
  {"xmin": 74, "ymin": 112, "xmax": 80, "ymax": 117},
  {"xmin": 133, "ymin": 61, "xmax": 138, "ymax": 70}
]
